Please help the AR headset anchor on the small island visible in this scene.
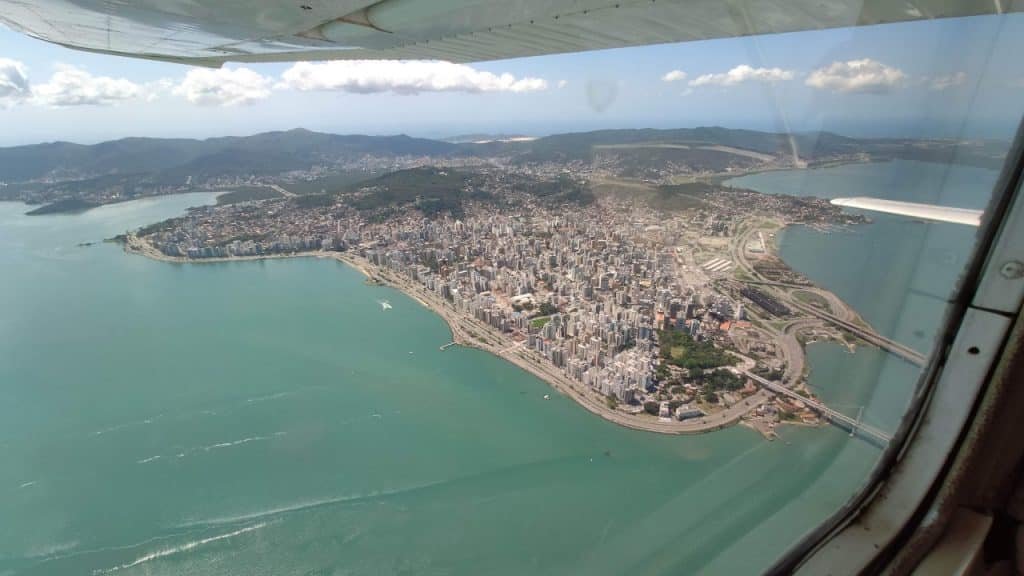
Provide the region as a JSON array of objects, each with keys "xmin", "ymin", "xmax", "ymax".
[{"xmin": 26, "ymin": 198, "xmax": 100, "ymax": 215}]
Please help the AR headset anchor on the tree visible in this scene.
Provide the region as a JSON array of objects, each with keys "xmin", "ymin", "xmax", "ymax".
[
  {"xmin": 657, "ymin": 328, "xmax": 736, "ymax": 370},
  {"xmin": 538, "ymin": 301, "xmax": 558, "ymax": 316},
  {"xmin": 655, "ymin": 363, "xmax": 670, "ymax": 380},
  {"xmin": 643, "ymin": 401, "xmax": 660, "ymax": 415},
  {"xmin": 701, "ymin": 369, "xmax": 743, "ymax": 391}
]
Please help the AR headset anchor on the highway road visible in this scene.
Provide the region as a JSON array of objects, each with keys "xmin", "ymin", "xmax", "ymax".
[
  {"xmin": 268, "ymin": 183, "xmax": 296, "ymax": 198},
  {"xmin": 334, "ymin": 252, "xmax": 770, "ymax": 436},
  {"xmin": 731, "ymin": 223, "xmax": 926, "ymax": 367}
]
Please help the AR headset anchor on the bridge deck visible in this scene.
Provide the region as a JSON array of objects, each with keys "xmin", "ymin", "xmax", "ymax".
[{"xmin": 742, "ymin": 370, "xmax": 892, "ymax": 444}]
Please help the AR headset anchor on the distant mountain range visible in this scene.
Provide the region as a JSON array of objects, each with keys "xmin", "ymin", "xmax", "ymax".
[
  {"xmin": 0, "ymin": 127, "xmax": 1008, "ymax": 208},
  {"xmin": 0, "ymin": 129, "xmax": 460, "ymax": 184}
]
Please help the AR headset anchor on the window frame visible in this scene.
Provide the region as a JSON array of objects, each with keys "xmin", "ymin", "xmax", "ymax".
[{"xmin": 765, "ymin": 118, "xmax": 1024, "ymax": 575}]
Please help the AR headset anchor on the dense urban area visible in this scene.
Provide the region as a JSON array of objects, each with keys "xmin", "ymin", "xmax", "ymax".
[{"xmin": 2, "ymin": 127, "xmax": 965, "ymax": 437}]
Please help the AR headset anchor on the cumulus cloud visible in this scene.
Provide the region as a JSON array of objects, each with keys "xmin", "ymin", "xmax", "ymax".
[
  {"xmin": 173, "ymin": 67, "xmax": 272, "ymax": 106},
  {"xmin": 557, "ymin": 79, "xmax": 568, "ymax": 89},
  {"xmin": 30, "ymin": 64, "xmax": 141, "ymax": 107},
  {"xmin": 689, "ymin": 65, "xmax": 794, "ymax": 87},
  {"xmin": 661, "ymin": 70, "xmax": 687, "ymax": 82},
  {"xmin": 0, "ymin": 58, "xmax": 30, "ymax": 106},
  {"xmin": 806, "ymin": 59, "xmax": 905, "ymax": 93},
  {"xmin": 928, "ymin": 72, "xmax": 966, "ymax": 91},
  {"xmin": 278, "ymin": 60, "xmax": 548, "ymax": 94},
  {"xmin": 139, "ymin": 78, "xmax": 175, "ymax": 102}
]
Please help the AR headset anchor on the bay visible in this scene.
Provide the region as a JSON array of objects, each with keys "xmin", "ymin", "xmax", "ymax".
[
  {"xmin": 0, "ymin": 195, "xmax": 880, "ymax": 575},
  {"xmin": 726, "ymin": 158, "xmax": 1000, "ymax": 432}
]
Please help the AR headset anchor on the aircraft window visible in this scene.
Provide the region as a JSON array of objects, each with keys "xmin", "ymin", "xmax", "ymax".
[{"xmin": 0, "ymin": 10, "xmax": 1022, "ymax": 576}]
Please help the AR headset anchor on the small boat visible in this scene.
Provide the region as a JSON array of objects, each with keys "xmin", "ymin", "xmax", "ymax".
[
  {"xmin": 543, "ymin": 394, "xmax": 550, "ymax": 400},
  {"xmin": 378, "ymin": 300, "xmax": 393, "ymax": 311}
]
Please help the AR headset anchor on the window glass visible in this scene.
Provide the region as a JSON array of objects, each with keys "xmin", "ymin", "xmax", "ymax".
[{"xmin": 0, "ymin": 12, "xmax": 1021, "ymax": 576}]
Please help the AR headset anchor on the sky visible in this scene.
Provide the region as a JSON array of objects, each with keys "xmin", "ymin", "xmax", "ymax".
[{"xmin": 1, "ymin": 13, "xmax": 1023, "ymax": 146}]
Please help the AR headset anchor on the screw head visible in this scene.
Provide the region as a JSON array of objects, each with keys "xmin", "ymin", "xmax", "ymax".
[{"xmin": 999, "ymin": 260, "xmax": 1024, "ymax": 279}]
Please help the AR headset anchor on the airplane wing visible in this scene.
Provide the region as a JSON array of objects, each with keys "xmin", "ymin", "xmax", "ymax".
[
  {"xmin": 830, "ymin": 197, "xmax": 983, "ymax": 226},
  {"xmin": 0, "ymin": 0, "xmax": 1019, "ymax": 67}
]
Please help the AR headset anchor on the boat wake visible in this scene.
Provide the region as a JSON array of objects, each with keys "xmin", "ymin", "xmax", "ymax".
[
  {"xmin": 93, "ymin": 522, "xmax": 268, "ymax": 574},
  {"xmin": 199, "ymin": 432, "xmax": 286, "ymax": 452},
  {"xmin": 139, "ymin": 432, "xmax": 287, "ymax": 464},
  {"xmin": 377, "ymin": 299, "xmax": 393, "ymax": 311},
  {"xmin": 175, "ymin": 479, "xmax": 451, "ymax": 530},
  {"xmin": 24, "ymin": 539, "xmax": 79, "ymax": 560},
  {"xmin": 92, "ymin": 414, "xmax": 162, "ymax": 437},
  {"xmin": 245, "ymin": 391, "xmax": 290, "ymax": 404}
]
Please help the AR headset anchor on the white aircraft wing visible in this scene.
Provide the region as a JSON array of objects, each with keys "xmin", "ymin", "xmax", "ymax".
[
  {"xmin": 831, "ymin": 197, "xmax": 983, "ymax": 226},
  {"xmin": 0, "ymin": 0, "xmax": 1019, "ymax": 66}
]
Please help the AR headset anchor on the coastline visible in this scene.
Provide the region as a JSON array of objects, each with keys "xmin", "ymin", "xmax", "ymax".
[{"xmin": 123, "ymin": 233, "xmax": 766, "ymax": 436}]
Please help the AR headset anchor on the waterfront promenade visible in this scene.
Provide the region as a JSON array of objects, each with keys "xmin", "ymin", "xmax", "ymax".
[
  {"xmin": 331, "ymin": 251, "xmax": 768, "ymax": 435},
  {"xmin": 123, "ymin": 236, "xmax": 786, "ymax": 436}
]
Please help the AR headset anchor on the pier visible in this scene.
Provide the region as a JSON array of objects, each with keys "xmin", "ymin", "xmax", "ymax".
[{"xmin": 439, "ymin": 341, "xmax": 457, "ymax": 351}]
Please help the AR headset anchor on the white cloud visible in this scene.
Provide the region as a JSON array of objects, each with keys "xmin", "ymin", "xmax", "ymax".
[
  {"xmin": 31, "ymin": 64, "xmax": 141, "ymax": 107},
  {"xmin": 661, "ymin": 70, "xmax": 687, "ymax": 83},
  {"xmin": 928, "ymin": 72, "xmax": 966, "ymax": 91},
  {"xmin": 805, "ymin": 59, "xmax": 905, "ymax": 93},
  {"xmin": 142, "ymin": 78, "xmax": 175, "ymax": 102},
  {"xmin": 689, "ymin": 65, "xmax": 794, "ymax": 87},
  {"xmin": 278, "ymin": 60, "xmax": 548, "ymax": 95},
  {"xmin": 557, "ymin": 79, "xmax": 568, "ymax": 89},
  {"xmin": 173, "ymin": 67, "xmax": 272, "ymax": 106},
  {"xmin": 0, "ymin": 58, "xmax": 30, "ymax": 106}
]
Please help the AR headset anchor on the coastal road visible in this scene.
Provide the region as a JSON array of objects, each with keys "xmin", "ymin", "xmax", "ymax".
[
  {"xmin": 730, "ymin": 222, "xmax": 926, "ymax": 366},
  {"xmin": 779, "ymin": 318, "xmax": 817, "ymax": 385},
  {"xmin": 783, "ymin": 297, "xmax": 927, "ymax": 366},
  {"xmin": 126, "ymin": 243, "xmax": 773, "ymax": 437},
  {"xmin": 336, "ymin": 252, "xmax": 769, "ymax": 436}
]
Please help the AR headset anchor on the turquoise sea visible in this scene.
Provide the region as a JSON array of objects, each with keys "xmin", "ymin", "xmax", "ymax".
[
  {"xmin": 0, "ymin": 158, "xmax": 998, "ymax": 575},
  {"xmin": 727, "ymin": 159, "xmax": 998, "ymax": 431}
]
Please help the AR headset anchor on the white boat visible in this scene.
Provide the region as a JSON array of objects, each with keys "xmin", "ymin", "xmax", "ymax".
[{"xmin": 378, "ymin": 300, "xmax": 393, "ymax": 311}]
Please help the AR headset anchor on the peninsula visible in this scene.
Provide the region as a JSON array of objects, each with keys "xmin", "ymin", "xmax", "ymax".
[
  {"xmin": 2, "ymin": 126, "xmax": 955, "ymax": 437},
  {"xmin": 120, "ymin": 164, "xmax": 888, "ymax": 438}
]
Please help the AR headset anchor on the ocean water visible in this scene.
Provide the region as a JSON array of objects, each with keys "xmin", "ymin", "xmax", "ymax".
[
  {"xmin": 726, "ymin": 158, "xmax": 1000, "ymax": 433},
  {"xmin": 0, "ymin": 158, "xmax": 995, "ymax": 575}
]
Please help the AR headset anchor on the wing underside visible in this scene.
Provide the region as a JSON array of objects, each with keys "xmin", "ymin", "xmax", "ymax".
[
  {"xmin": 0, "ymin": 0, "xmax": 1020, "ymax": 66},
  {"xmin": 831, "ymin": 197, "xmax": 984, "ymax": 226}
]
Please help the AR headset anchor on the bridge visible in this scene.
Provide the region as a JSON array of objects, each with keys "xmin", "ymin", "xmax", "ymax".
[
  {"xmin": 787, "ymin": 299, "xmax": 927, "ymax": 367},
  {"xmin": 741, "ymin": 370, "xmax": 893, "ymax": 445},
  {"xmin": 739, "ymin": 279, "xmax": 927, "ymax": 367},
  {"xmin": 267, "ymin": 183, "xmax": 296, "ymax": 198}
]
